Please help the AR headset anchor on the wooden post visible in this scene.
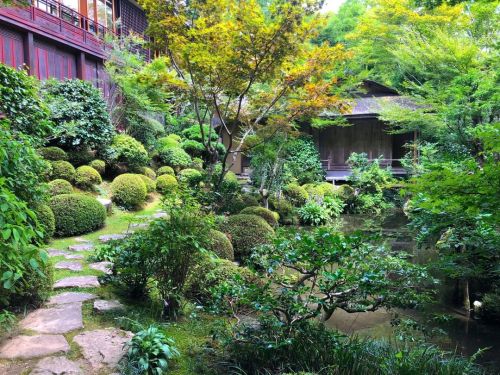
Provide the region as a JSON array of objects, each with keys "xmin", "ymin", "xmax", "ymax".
[
  {"xmin": 76, "ymin": 52, "xmax": 86, "ymax": 80},
  {"xmin": 23, "ymin": 32, "xmax": 35, "ymax": 75}
]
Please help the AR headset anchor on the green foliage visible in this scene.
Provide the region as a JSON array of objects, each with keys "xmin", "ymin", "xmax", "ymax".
[
  {"xmin": 283, "ymin": 137, "xmax": 325, "ymax": 185},
  {"xmin": 48, "ymin": 179, "xmax": 73, "ymax": 196},
  {"xmin": 221, "ymin": 214, "xmax": 274, "ymax": 261},
  {"xmin": 111, "ymin": 173, "xmax": 148, "ymax": 209},
  {"xmin": 104, "ymin": 134, "xmax": 149, "ymax": 170},
  {"xmin": 240, "ymin": 206, "xmax": 279, "ymax": 227},
  {"xmin": 283, "ymin": 183, "xmax": 309, "ymax": 207},
  {"xmin": 159, "ymin": 147, "xmax": 192, "ymax": 171},
  {"xmin": 42, "ymin": 79, "xmax": 114, "ymax": 150},
  {"xmin": 178, "ymin": 168, "xmax": 204, "ymax": 186},
  {"xmin": 139, "ymin": 166, "xmax": 157, "ymax": 180},
  {"xmin": 157, "ymin": 166, "xmax": 175, "ymax": 176},
  {"xmin": 480, "ymin": 290, "xmax": 500, "ymax": 323},
  {"xmin": 302, "ymin": 182, "xmax": 337, "ymax": 199},
  {"xmin": 207, "ymin": 229, "xmax": 234, "ymax": 261},
  {"xmin": 322, "ymin": 196, "xmax": 345, "ymax": 218},
  {"xmin": 156, "ymin": 174, "xmax": 178, "ymax": 195},
  {"xmin": 74, "ymin": 165, "xmax": 102, "ymax": 190},
  {"xmin": 50, "ymin": 161, "xmax": 76, "ymax": 183},
  {"xmin": 33, "ymin": 204, "xmax": 55, "ymax": 242},
  {"xmin": 49, "ymin": 194, "xmax": 106, "ymax": 237},
  {"xmin": 38, "ymin": 146, "xmax": 67, "ymax": 161},
  {"xmin": 67, "ymin": 148, "xmax": 94, "ymax": 167},
  {"xmin": 298, "ymin": 201, "xmax": 330, "ymax": 226},
  {"xmin": 122, "ymin": 325, "xmax": 179, "ymax": 374},
  {"xmin": 0, "ymin": 64, "xmax": 51, "ymax": 141},
  {"xmin": 269, "ymin": 197, "xmax": 298, "ymax": 225},
  {"xmin": 89, "ymin": 159, "xmax": 106, "ymax": 175},
  {"xmin": 157, "ymin": 135, "xmax": 180, "ymax": 150},
  {"xmin": 139, "ymin": 175, "xmax": 156, "ymax": 193}
]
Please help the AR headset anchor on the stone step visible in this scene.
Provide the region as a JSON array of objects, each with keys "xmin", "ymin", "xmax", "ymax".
[
  {"xmin": 53, "ymin": 276, "xmax": 100, "ymax": 289},
  {"xmin": 89, "ymin": 262, "xmax": 112, "ymax": 275},
  {"xmin": 31, "ymin": 356, "xmax": 83, "ymax": 375},
  {"xmin": 54, "ymin": 261, "xmax": 83, "ymax": 272},
  {"xmin": 98, "ymin": 234, "xmax": 127, "ymax": 243},
  {"xmin": 0, "ymin": 335, "xmax": 69, "ymax": 359},
  {"xmin": 68, "ymin": 244, "xmax": 94, "ymax": 252},
  {"xmin": 93, "ymin": 300, "xmax": 124, "ymax": 313},
  {"xmin": 19, "ymin": 303, "xmax": 83, "ymax": 334},
  {"xmin": 47, "ymin": 292, "xmax": 97, "ymax": 306}
]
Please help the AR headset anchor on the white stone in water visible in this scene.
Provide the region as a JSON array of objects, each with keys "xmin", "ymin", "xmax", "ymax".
[
  {"xmin": 0, "ymin": 335, "xmax": 69, "ymax": 359},
  {"xmin": 30, "ymin": 356, "xmax": 83, "ymax": 375},
  {"xmin": 20, "ymin": 303, "xmax": 83, "ymax": 334}
]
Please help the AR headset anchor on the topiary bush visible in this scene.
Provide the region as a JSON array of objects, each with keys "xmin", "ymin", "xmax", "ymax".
[
  {"xmin": 303, "ymin": 182, "xmax": 337, "ymax": 199},
  {"xmin": 74, "ymin": 165, "xmax": 102, "ymax": 190},
  {"xmin": 104, "ymin": 134, "xmax": 149, "ymax": 170},
  {"xmin": 48, "ymin": 179, "xmax": 73, "ymax": 196},
  {"xmin": 159, "ymin": 147, "xmax": 192, "ymax": 171},
  {"xmin": 67, "ymin": 148, "xmax": 94, "ymax": 167},
  {"xmin": 139, "ymin": 175, "xmax": 156, "ymax": 193},
  {"xmin": 49, "ymin": 194, "xmax": 106, "ymax": 237},
  {"xmin": 89, "ymin": 159, "xmax": 105, "ymax": 175},
  {"xmin": 139, "ymin": 166, "xmax": 156, "ymax": 180},
  {"xmin": 111, "ymin": 174, "xmax": 147, "ymax": 209},
  {"xmin": 283, "ymin": 183, "xmax": 309, "ymax": 206},
  {"xmin": 221, "ymin": 214, "xmax": 274, "ymax": 260},
  {"xmin": 156, "ymin": 174, "xmax": 178, "ymax": 195},
  {"xmin": 157, "ymin": 166, "xmax": 175, "ymax": 176},
  {"xmin": 157, "ymin": 134, "xmax": 180, "ymax": 150},
  {"xmin": 207, "ymin": 229, "xmax": 234, "ymax": 260},
  {"xmin": 178, "ymin": 168, "xmax": 204, "ymax": 186},
  {"xmin": 240, "ymin": 206, "xmax": 279, "ymax": 227},
  {"xmin": 38, "ymin": 147, "xmax": 67, "ymax": 161},
  {"xmin": 269, "ymin": 197, "xmax": 298, "ymax": 225},
  {"xmin": 51, "ymin": 161, "xmax": 76, "ymax": 182},
  {"xmin": 34, "ymin": 204, "xmax": 55, "ymax": 242}
]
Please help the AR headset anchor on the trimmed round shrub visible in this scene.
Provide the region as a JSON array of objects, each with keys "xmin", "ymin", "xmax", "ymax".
[
  {"xmin": 89, "ymin": 159, "xmax": 105, "ymax": 175},
  {"xmin": 51, "ymin": 160, "xmax": 76, "ymax": 182},
  {"xmin": 34, "ymin": 204, "xmax": 55, "ymax": 241},
  {"xmin": 49, "ymin": 194, "xmax": 106, "ymax": 237},
  {"xmin": 283, "ymin": 183, "xmax": 309, "ymax": 206},
  {"xmin": 181, "ymin": 139, "xmax": 205, "ymax": 157},
  {"xmin": 38, "ymin": 146, "xmax": 67, "ymax": 161},
  {"xmin": 156, "ymin": 174, "xmax": 178, "ymax": 194},
  {"xmin": 157, "ymin": 166, "xmax": 175, "ymax": 176},
  {"xmin": 338, "ymin": 184, "xmax": 355, "ymax": 201},
  {"xmin": 48, "ymin": 179, "xmax": 73, "ymax": 196},
  {"xmin": 75, "ymin": 165, "xmax": 102, "ymax": 190},
  {"xmin": 105, "ymin": 134, "xmax": 149, "ymax": 169},
  {"xmin": 157, "ymin": 134, "xmax": 180, "ymax": 150},
  {"xmin": 67, "ymin": 149, "xmax": 94, "ymax": 167},
  {"xmin": 269, "ymin": 197, "xmax": 298, "ymax": 225},
  {"xmin": 110, "ymin": 173, "xmax": 147, "ymax": 209},
  {"xmin": 178, "ymin": 168, "xmax": 204, "ymax": 186},
  {"xmin": 207, "ymin": 229, "xmax": 234, "ymax": 260},
  {"xmin": 221, "ymin": 214, "xmax": 274, "ymax": 260},
  {"xmin": 139, "ymin": 175, "xmax": 156, "ymax": 193},
  {"xmin": 139, "ymin": 166, "xmax": 156, "ymax": 180},
  {"xmin": 159, "ymin": 147, "xmax": 192, "ymax": 171},
  {"xmin": 303, "ymin": 182, "xmax": 336, "ymax": 199},
  {"xmin": 191, "ymin": 157, "xmax": 204, "ymax": 170},
  {"xmin": 240, "ymin": 206, "xmax": 279, "ymax": 227}
]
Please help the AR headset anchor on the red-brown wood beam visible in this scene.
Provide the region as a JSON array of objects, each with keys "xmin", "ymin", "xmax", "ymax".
[
  {"xmin": 76, "ymin": 51, "xmax": 86, "ymax": 79},
  {"xmin": 23, "ymin": 31, "xmax": 35, "ymax": 75}
]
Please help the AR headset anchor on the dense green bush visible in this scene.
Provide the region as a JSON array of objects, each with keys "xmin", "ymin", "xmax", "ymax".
[
  {"xmin": 67, "ymin": 148, "xmax": 94, "ymax": 167},
  {"xmin": 480, "ymin": 291, "xmax": 500, "ymax": 322},
  {"xmin": 156, "ymin": 174, "xmax": 178, "ymax": 194},
  {"xmin": 207, "ymin": 229, "xmax": 234, "ymax": 260},
  {"xmin": 181, "ymin": 139, "xmax": 206, "ymax": 157},
  {"xmin": 38, "ymin": 147, "xmax": 67, "ymax": 161},
  {"xmin": 49, "ymin": 194, "xmax": 106, "ymax": 237},
  {"xmin": 240, "ymin": 206, "xmax": 279, "ymax": 227},
  {"xmin": 159, "ymin": 147, "xmax": 192, "ymax": 171},
  {"xmin": 157, "ymin": 166, "xmax": 175, "ymax": 176},
  {"xmin": 283, "ymin": 183, "xmax": 309, "ymax": 206},
  {"xmin": 269, "ymin": 197, "xmax": 298, "ymax": 225},
  {"xmin": 128, "ymin": 116, "xmax": 165, "ymax": 150},
  {"xmin": 34, "ymin": 204, "xmax": 55, "ymax": 241},
  {"xmin": 51, "ymin": 161, "xmax": 76, "ymax": 182},
  {"xmin": 42, "ymin": 79, "xmax": 114, "ymax": 150},
  {"xmin": 104, "ymin": 134, "xmax": 149, "ymax": 170},
  {"xmin": 178, "ymin": 168, "xmax": 204, "ymax": 186},
  {"xmin": 303, "ymin": 182, "xmax": 337, "ymax": 199},
  {"xmin": 89, "ymin": 159, "xmax": 105, "ymax": 175},
  {"xmin": 139, "ymin": 175, "xmax": 156, "ymax": 193},
  {"xmin": 157, "ymin": 134, "xmax": 180, "ymax": 150},
  {"xmin": 48, "ymin": 179, "xmax": 73, "ymax": 196},
  {"xmin": 221, "ymin": 214, "xmax": 274, "ymax": 260},
  {"xmin": 111, "ymin": 174, "xmax": 147, "ymax": 209},
  {"xmin": 283, "ymin": 137, "xmax": 324, "ymax": 185},
  {"xmin": 298, "ymin": 201, "xmax": 330, "ymax": 226},
  {"xmin": 74, "ymin": 166, "xmax": 102, "ymax": 190},
  {"xmin": 139, "ymin": 166, "xmax": 156, "ymax": 180}
]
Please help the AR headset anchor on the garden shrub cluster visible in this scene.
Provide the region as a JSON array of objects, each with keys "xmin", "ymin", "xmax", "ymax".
[
  {"xmin": 139, "ymin": 175, "xmax": 156, "ymax": 193},
  {"xmin": 111, "ymin": 173, "xmax": 147, "ymax": 209},
  {"xmin": 104, "ymin": 134, "xmax": 149, "ymax": 171},
  {"xmin": 48, "ymin": 179, "xmax": 73, "ymax": 196}
]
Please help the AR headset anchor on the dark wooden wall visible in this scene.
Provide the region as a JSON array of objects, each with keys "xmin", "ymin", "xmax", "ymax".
[{"xmin": 0, "ymin": 26, "xmax": 24, "ymax": 68}]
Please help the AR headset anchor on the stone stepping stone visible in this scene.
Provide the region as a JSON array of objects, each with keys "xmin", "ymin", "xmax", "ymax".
[
  {"xmin": 65, "ymin": 254, "xmax": 84, "ymax": 260},
  {"xmin": 152, "ymin": 212, "xmax": 168, "ymax": 219},
  {"xmin": 93, "ymin": 299, "xmax": 124, "ymax": 313},
  {"xmin": 54, "ymin": 261, "xmax": 83, "ymax": 272},
  {"xmin": 0, "ymin": 335, "xmax": 69, "ymax": 359},
  {"xmin": 48, "ymin": 292, "xmax": 97, "ymax": 305},
  {"xmin": 53, "ymin": 276, "xmax": 100, "ymax": 289},
  {"xmin": 47, "ymin": 249, "xmax": 70, "ymax": 258},
  {"xmin": 30, "ymin": 356, "xmax": 83, "ymax": 375},
  {"xmin": 131, "ymin": 222, "xmax": 149, "ymax": 229},
  {"xmin": 73, "ymin": 328, "xmax": 133, "ymax": 371},
  {"xmin": 98, "ymin": 234, "xmax": 127, "ymax": 243},
  {"xmin": 68, "ymin": 244, "xmax": 93, "ymax": 252},
  {"xmin": 97, "ymin": 198, "xmax": 112, "ymax": 214},
  {"xmin": 20, "ymin": 303, "xmax": 83, "ymax": 334},
  {"xmin": 89, "ymin": 261, "xmax": 112, "ymax": 274}
]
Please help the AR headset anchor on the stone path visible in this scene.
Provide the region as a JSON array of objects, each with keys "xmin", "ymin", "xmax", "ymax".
[{"xmin": 0, "ymin": 236, "xmax": 134, "ymax": 374}]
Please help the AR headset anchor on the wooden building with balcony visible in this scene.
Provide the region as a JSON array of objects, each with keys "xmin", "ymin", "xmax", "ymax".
[{"xmin": 0, "ymin": 0, "xmax": 148, "ymax": 91}]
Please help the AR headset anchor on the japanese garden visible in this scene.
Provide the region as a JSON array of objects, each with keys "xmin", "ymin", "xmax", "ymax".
[{"xmin": 0, "ymin": 0, "xmax": 498, "ymax": 374}]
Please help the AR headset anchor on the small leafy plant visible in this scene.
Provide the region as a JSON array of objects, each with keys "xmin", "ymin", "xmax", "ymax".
[{"xmin": 298, "ymin": 201, "xmax": 330, "ymax": 226}]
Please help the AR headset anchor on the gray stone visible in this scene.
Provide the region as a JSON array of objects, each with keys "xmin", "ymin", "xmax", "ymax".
[
  {"xmin": 74, "ymin": 237, "xmax": 91, "ymax": 243},
  {"xmin": 97, "ymin": 198, "xmax": 112, "ymax": 214},
  {"xmin": 47, "ymin": 292, "xmax": 97, "ymax": 305},
  {"xmin": 89, "ymin": 261, "xmax": 112, "ymax": 274},
  {"xmin": 54, "ymin": 261, "xmax": 82, "ymax": 272},
  {"xmin": 93, "ymin": 299, "xmax": 124, "ymax": 313},
  {"xmin": 68, "ymin": 244, "xmax": 93, "ymax": 252},
  {"xmin": 20, "ymin": 303, "xmax": 83, "ymax": 334},
  {"xmin": 131, "ymin": 222, "xmax": 149, "ymax": 229},
  {"xmin": 72, "ymin": 328, "xmax": 133, "ymax": 370},
  {"xmin": 64, "ymin": 254, "xmax": 84, "ymax": 260},
  {"xmin": 98, "ymin": 234, "xmax": 126, "ymax": 243},
  {"xmin": 30, "ymin": 357, "xmax": 83, "ymax": 375},
  {"xmin": 46, "ymin": 249, "xmax": 69, "ymax": 257},
  {"xmin": 152, "ymin": 212, "xmax": 168, "ymax": 219},
  {"xmin": 53, "ymin": 276, "xmax": 100, "ymax": 289},
  {"xmin": 0, "ymin": 335, "xmax": 69, "ymax": 359}
]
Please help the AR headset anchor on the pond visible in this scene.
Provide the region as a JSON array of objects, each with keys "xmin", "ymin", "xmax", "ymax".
[{"xmin": 325, "ymin": 211, "xmax": 500, "ymax": 372}]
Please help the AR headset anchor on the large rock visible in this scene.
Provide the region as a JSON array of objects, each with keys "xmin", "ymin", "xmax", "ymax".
[
  {"xmin": 93, "ymin": 300, "xmax": 124, "ymax": 313},
  {"xmin": 97, "ymin": 198, "xmax": 112, "ymax": 214},
  {"xmin": 73, "ymin": 328, "xmax": 133, "ymax": 370},
  {"xmin": 20, "ymin": 303, "xmax": 83, "ymax": 334},
  {"xmin": 30, "ymin": 356, "xmax": 83, "ymax": 375},
  {"xmin": 0, "ymin": 335, "xmax": 69, "ymax": 359},
  {"xmin": 98, "ymin": 234, "xmax": 126, "ymax": 243},
  {"xmin": 89, "ymin": 261, "xmax": 112, "ymax": 274},
  {"xmin": 53, "ymin": 276, "xmax": 100, "ymax": 289},
  {"xmin": 68, "ymin": 244, "xmax": 93, "ymax": 252},
  {"xmin": 47, "ymin": 292, "xmax": 97, "ymax": 306},
  {"xmin": 54, "ymin": 261, "xmax": 82, "ymax": 272}
]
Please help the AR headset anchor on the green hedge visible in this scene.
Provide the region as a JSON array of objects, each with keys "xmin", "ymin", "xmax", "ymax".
[
  {"xmin": 240, "ymin": 206, "xmax": 279, "ymax": 227},
  {"xmin": 111, "ymin": 173, "xmax": 147, "ymax": 209},
  {"xmin": 38, "ymin": 147, "xmax": 67, "ymax": 161},
  {"xmin": 207, "ymin": 229, "xmax": 234, "ymax": 260},
  {"xmin": 51, "ymin": 161, "xmax": 76, "ymax": 182},
  {"xmin": 75, "ymin": 165, "xmax": 102, "ymax": 190},
  {"xmin": 34, "ymin": 204, "xmax": 55, "ymax": 242},
  {"xmin": 89, "ymin": 159, "xmax": 105, "ymax": 175},
  {"xmin": 50, "ymin": 194, "xmax": 106, "ymax": 237},
  {"xmin": 48, "ymin": 179, "xmax": 73, "ymax": 196},
  {"xmin": 139, "ymin": 166, "xmax": 156, "ymax": 180},
  {"xmin": 157, "ymin": 166, "xmax": 175, "ymax": 176},
  {"xmin": 156, "ymin": 174, "xmax": 178, "ymax": 195},
  {"xmin": 178, "ymin": 168, "xmax": 204, "ymax": 186},
  {"xmin": 139, "ymin": 175, "xmax": 156, "ymax": 193}
]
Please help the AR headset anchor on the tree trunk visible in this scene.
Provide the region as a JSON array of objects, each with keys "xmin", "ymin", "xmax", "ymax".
[{"xmin": 463, "ymin": 278, "xmax": 471, "ymax": 318}]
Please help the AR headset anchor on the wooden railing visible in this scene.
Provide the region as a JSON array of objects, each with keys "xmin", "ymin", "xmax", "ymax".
[{"xmin": 321, "ymin": 158, "xmax": 402, "ymax": 170}]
